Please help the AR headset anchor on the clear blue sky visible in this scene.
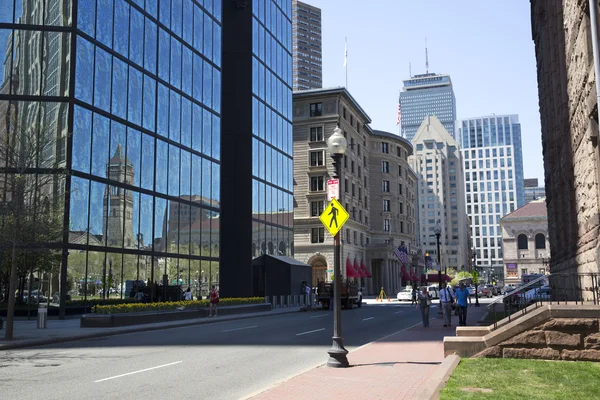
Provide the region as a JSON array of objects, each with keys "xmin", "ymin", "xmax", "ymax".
[{"xmin": 307, "ymin": 0, "xmax": 544, "ymax": 183}]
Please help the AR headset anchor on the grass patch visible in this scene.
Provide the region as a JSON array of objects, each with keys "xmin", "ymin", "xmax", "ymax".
[{"xmin": 441, "ymin": 358, "xmax": 600, "ymax": 400}]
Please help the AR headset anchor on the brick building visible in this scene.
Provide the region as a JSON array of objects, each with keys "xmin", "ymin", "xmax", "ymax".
[{"xmin": 530, "ymin": 0, "xmax": 600, "ymax": 280}]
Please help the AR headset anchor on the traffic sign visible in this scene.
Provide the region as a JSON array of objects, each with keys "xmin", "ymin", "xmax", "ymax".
[
  {"xmin": 319, "ymin": 198, "xmax": 349, "ymax": 237},
  {"xmin": 327, "ymin": 179, "xmax": 339, "ymax": 201}
]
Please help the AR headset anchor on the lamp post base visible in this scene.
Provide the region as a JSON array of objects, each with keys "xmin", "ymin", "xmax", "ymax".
[{"xmin": 327, "ymin": 336, "xmax": 349, "ymax": 368}]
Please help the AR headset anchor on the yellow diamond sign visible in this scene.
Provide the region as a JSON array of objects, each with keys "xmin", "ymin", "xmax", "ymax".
[{"xmin": 319, "ymin": 198, "xmax": 349, "ymax": 237}]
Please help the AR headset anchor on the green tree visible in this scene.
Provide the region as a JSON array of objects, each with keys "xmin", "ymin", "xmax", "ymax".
[{"xmin": 0, "ymin": 117, "xmax": 65, "ymax": 340}]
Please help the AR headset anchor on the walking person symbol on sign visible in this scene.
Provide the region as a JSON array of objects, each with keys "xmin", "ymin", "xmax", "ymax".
[
  {"xmin": 328, "ymin": 204, "xmax": 339, "ymax": 228},
  {"xmin": 319, "ymin": 199, "xmax": 349, "ymax": 237}
]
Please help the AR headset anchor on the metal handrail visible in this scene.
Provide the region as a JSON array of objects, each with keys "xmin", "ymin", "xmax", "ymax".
[
  {"xmin": 487, "ymin": 273, "xmax": 600, "ymax": 331},
  {"xmin": 487, "ymin": 274, "xmax": 548, "ymax": 308}
]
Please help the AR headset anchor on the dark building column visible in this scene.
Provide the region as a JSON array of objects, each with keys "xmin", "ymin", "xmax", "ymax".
[{"xmin": 220, "ymin": 0, "xmax": 254, "ymax": 297}]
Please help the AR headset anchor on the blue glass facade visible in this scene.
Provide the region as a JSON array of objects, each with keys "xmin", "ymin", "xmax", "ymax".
[
  {"xmin": 400, "ymin": 73, "xmax": 456, "ymax": 141},
  {"xmin": 457, "ymin": 115, "xmax": 525, "ymax": 272},
  {"xmin": 0, "ymin": 0, "xmax": 222, "ymax": 305},
  {"xmin": 250, "ymin": 0, "xmax": 294, "ymax": 258}
]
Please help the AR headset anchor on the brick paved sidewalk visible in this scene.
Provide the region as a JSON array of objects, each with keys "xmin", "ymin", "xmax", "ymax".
[{"xmin": 248, "ymin": 305, "xmax": 488, "ymax": 400}]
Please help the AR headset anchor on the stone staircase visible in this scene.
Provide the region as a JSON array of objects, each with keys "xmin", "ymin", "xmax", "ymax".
[{"xmin": 444, "ymin": 305, "xmax": 600, "ymax": 361}]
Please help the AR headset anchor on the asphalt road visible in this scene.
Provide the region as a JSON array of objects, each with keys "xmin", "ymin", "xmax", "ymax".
[{"xmin": 0, "ymin": 301, "xmax": 458, "ymax": 400}]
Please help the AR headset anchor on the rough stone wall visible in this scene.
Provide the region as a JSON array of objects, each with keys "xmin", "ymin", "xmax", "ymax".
[
  {"xmin": 475, "ymin": 318, "xmax": 600, "ymax": 361},
  {"xmin": 531, "ymin": 0, "xmax": 600, "ymax": 281}
]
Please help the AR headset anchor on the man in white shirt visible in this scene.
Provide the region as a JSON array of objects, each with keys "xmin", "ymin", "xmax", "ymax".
[{"xmin": 439, "ymin": 282, "xmax": 455, "ymax": 327}]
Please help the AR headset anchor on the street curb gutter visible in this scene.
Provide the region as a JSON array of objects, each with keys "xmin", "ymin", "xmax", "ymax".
[
  {"xmin": 414, "ymin": 354, "xmax": 461, "ymax": 400},
  {"xmin": 0, "ymin": 308, "xmax": 301, "ymax": 351}
]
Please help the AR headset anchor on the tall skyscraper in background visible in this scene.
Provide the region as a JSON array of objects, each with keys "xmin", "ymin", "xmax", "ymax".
[
  {"xmin": 411, "ymin": 115, "xmax": 468, "ymax": 272},
  {"xmin": 400, "ymin": 73, "xmax": 456, "ymax": 141},
  {"xmin": 291, "ymin": 0, "xmax": 322, "ymax": 90},
  {"xmin": 457, "ymin": 114, "xmax": 525, "ymax": 283},
  {"xmin": 524, "ymin": 178, "xmax": 546, "ymax": 203}
]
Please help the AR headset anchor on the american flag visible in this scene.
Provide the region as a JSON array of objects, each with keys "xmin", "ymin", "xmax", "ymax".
[
  {"xmin": 393, "ymin": 245, "xmax": 409, "ymax": 264},
  {"xmin": 396, "ymin": 96, "xmax": 401, "ymax": 126}
]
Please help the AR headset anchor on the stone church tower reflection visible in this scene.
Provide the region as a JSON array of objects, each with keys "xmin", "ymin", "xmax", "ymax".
[{"xmin": 103, "ymin": 144, "xmax": 135, "ymax": 248}]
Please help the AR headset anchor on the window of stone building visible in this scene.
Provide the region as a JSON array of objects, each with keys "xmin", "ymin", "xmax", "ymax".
[
  {"xmin": 518, "ymin": 234, "xmax": 528, "ymax": 250},
  {"xmin": 309, "ymin": 126, "xmax": 323, "ymax": 141},
  {"xmin": 384, "ymin": 219, "xmax": 390, "ymax": 232},
  {"xmin": 310, "ymin": 102, "xmax": 323, "ymax": 117},
  {"xmin": 309, "ymin": 150, "xmax": 324, "ymax": 166},
  {"xmin": 310, "ymin": 176, "xmax": 324, "ymax": 191},
  {"xmin": 311, "ymin": 228, "xmax": 324, "ymax": 243},
  {"xmin": 382, "ymin": 142, "xmax": 389, "ymax": 153},
  {"xmin": 310, "ymin": 201, "xmax": 324, "ymax": 216},
  {"xmin": 383, "ymin": 199, "xmax": 390, "ymax": 211},
  {"xmin": 535, "ymin": 233, "xmax": 546, "ymax": 249}
]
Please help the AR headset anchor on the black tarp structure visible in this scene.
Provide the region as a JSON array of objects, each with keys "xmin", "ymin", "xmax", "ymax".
[{"xmin": 252, "ymin": 255, "xmax": 312, "ymax": 297}]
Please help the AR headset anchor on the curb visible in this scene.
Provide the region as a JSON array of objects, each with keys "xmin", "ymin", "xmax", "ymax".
[
  {"xmin": 414, "ymin": 353, "xmax": 461, "ymax": 400},
  {"xmin": 0, "ymin": 308, "xmax": 301, "ymax": 351}
]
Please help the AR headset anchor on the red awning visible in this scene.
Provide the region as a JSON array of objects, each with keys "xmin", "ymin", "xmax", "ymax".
[
  {"xmin": 354, "ymin": 259, "xmax": 366, "ymax": 278},
  {"xmin": 421, "ymin": 274, "xmax": 427, "ymax": 282},
  {"xmin": 402, "ymin": 270, "xmax": 412, "ymax": 281},
  {"xmin": 426, "ymin": 273, "xmax": 452, "ymax": 283},
  {"xmin": 411, "ymin": 272, "xmax": 419, "ymax": 282},
  {"xmin": 346, "ymin": 258, "xmax": 359, "ymax": 278},
  {"xmin": 361, "ymin": 260, "xmax": 372, "ymax": 277}
]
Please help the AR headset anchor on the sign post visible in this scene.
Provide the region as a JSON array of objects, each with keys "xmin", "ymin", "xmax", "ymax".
[
  {"xmin": 327, "ymin": 179, "xmax": 339, "ymax": 201},
  {"xmin": 319, "ymin": 198, "xmax": 349, "ymax": 238}
]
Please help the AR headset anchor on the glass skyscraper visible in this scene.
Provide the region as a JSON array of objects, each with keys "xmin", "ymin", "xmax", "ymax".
[
  {"xmin": 457, "ymin": 114, "xmax": 525, "ymax": 282},
  {"xmin": 0, "ymin": 0, "xmax": 293, "ymax": 309},
  {"xmin": 400, "ymin": 73, "xmax": 456, "ymax": 141}
]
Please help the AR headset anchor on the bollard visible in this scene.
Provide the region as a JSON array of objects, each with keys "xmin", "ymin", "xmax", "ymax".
[
  {"xmin": 293, "ymin": 295, "xmax": 298, "ymax": 306},
  {"xmin": 265, "ymin": 296, "xmax": 269, "ymax": 304},
  {"xmin": 272, "ymin": 296, "xmax": 278, "ymax": 308},
  {"xmin": 287, "ymin": 295, "xmax": 292, "ymax": 307},
  {"xmin": 280, "ymin": 295, "xmax": 285, "ymax": 308},
  {"xmin": 37, "ymin": 304, "xmax": 48, "ymax": 329}
]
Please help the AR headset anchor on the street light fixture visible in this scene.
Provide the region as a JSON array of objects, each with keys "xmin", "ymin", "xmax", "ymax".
[{"xmin": 326, "ymin": 125, "xmax": 349, "ymax": 368}]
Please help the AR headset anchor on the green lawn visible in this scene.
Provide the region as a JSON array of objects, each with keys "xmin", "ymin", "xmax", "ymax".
[{"xmin": 441, "ymin": 358, "xmax": 600, "ymax": 400}]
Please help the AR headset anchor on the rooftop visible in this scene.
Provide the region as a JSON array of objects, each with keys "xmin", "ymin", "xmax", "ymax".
[
  {"xmin": 501, "ymin": 198, "xmax": 547, "ymax": 221},
  {"xmin": 293, "ymin": 86, "xmax": 371, "ymax": 123}
]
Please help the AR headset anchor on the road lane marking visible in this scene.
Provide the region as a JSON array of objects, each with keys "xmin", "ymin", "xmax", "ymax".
[
  {"xmin": 221, "ymin": 325, "xmax": 258, "ymax": 333},
  {"xmin": 394, "ymin": 311, "xmax": 404, "ymax": 314},
  {"xmin": 362, "ymin": 317, "xmax": 374, "ymax": 321},
  {"xmin": 296, "ymin": 328, "xmax": 325, "ymax": 336},
  {"xmin": 309, "ymin": 314, "xmax": 329, "ymax": 319},
  {"xmin": 95, "ymin": 361, "xmax": 182, "ymax": 383}
]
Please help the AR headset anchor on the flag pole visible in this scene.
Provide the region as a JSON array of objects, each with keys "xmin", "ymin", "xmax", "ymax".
[{"xmin": 344, "ymin": 37, "xmax": 348, "ymax": 88}]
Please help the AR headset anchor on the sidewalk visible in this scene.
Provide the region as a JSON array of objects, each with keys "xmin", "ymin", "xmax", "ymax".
[
  {"xmin": 0, "ymin": 306, "xmax": 301, "ymax": 351},
  {"xmin": 247, "ymin": 305, "xmax": 488, "ymax": 400}
]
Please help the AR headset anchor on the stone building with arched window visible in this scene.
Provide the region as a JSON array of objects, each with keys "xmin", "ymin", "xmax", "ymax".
[{"xmin": 500, "ymin": 198, "xmax": 550, "ymax": 286}]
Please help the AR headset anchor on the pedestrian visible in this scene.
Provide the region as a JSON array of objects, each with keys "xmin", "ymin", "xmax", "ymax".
[
  {"xmin": 305, "ymin": 282, "xmax": 312, "ymax": 305},
  {"xmin": 417, "ymin": 286, "xmax": 432, "ymax": 327},
  {"xmin": 209, "ymin": 285, "xmax": 219, "ymax": 317},
  {"xmin": 439, "ymin": 282, "xmax": 455, "ymax": 327},
  {"xmin": 455, "ymin": 282, "xmax": 472, "ymax": 326},
  {"xmin": 411, "ymin": 285, "xmax": 418, "ymax": 305},
  {"xmin": 184, "ymin": 287, "xmax": 193, "ymax": 301}
]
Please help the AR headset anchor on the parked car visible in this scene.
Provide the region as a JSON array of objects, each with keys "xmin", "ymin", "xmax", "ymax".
[
  {"xmin": 467, "ymin": 286, "xmax": 476, "ymax": 296},
  {"xmin": 481, "ymin": 285, "xmax": 497, "ymax": 298},
  {"xmin": 397, "ymin": 287, "xmax": 414, "ymax": 302},
  {"xmin": 426, "ymin": 285, "xmax": 439, "ymax": 299}
]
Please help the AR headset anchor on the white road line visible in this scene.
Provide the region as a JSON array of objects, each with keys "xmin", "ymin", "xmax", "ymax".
[
  {"xmin": 296, "ymin": 328, "xmax": 325, "ymax": 336},
  {"xmin": 309, "ymin": 314, "xmax": 329, "ymax": 319},
  {"xmin": 221, "ymin": 325, "xmax": 259, "ymax": 333},
  {"xmin": 362, "ymin": 317, "xmax": 374, "ymax": 321},
  {"xmin": 394, "ymin": 311, "xmax": 404, "ymax": 314},
  {"xmin": 95, "ymin": 361, "xmax": 182, "ymax": 383}
]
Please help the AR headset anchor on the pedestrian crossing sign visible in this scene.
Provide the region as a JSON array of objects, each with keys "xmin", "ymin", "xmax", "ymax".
[{"xmin": 319, "ymin": 198, "xmax": 349, "ymax": 237}]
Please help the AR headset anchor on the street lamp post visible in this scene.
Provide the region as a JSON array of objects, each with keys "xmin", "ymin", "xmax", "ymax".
[
  {"xmin": 473, "ymin": 248, "xmax": 480, "ymax": 307},
  {"xmin": 434, "ymin": 224, "xmax": 442, "ymax": 312},
  {"xmin": 326, "ymin": 125, "xmax": 349, "ymax": 368}
]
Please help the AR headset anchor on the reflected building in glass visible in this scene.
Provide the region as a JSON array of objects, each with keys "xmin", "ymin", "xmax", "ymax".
[
  {"xmin": 0, "ymin": 0, "xmax": 223, "ymax": 310},
  {"xmin": 221, "ymin": 0, "xmax": 294, "ymax": 297}
]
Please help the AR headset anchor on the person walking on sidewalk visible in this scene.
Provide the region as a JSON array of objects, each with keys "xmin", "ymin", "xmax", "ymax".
[
  {"xmin": 209, "ymin": 285, "xmax": 219, "ymax": 317},
  {"xmin": 439, "ymin": 282, "xmax": 455, "ymax": 327},
  {"xmin": 417, "ymin": 286, "xmax": 432, "ymax": 327},
  {"xmin": 455, "ymin": 282, "xmax": 471, "ymax": 326},
  {"xmin": 411, "ymin": 285, "xmax": 418, "ymax": 305}
]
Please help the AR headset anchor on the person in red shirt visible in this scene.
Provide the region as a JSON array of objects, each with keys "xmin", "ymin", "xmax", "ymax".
[{"xmin": 209, "ymin": 285, "xmax": 219, "ymax": 317}]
